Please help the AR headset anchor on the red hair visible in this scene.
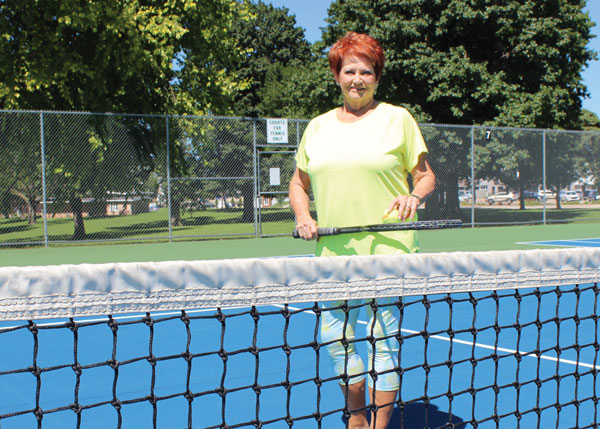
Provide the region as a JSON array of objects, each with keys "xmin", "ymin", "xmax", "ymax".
[{"xmin": 328, "ymin": 32, "xmax": 385, "ymax": 80}]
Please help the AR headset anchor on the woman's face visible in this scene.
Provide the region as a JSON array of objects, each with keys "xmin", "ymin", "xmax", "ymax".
[{"xmin": 335, "ymin": 55, "xmax": 379, "ymax": 104}]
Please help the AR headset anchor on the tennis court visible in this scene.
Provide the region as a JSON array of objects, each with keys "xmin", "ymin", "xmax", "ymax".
[{"xmin": 1, "ymin": 223, "xmax": 600, "ymax": 428}]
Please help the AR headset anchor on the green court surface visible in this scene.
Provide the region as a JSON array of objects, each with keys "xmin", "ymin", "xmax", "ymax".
[{"xmin": 1, "ymin": 222, "xmax": 598, "ymax": 267}]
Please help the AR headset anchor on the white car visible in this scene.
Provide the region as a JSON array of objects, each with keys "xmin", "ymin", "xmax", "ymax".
[
  {"xmin": 487, "ymin": 192, "xmax": 517, "ymax": 205},
  {"xmin": 537, "ymin": 190, "xmax": 556, "ymax": 201},
  {"xmin": 459, "ymin": 190, "xmax": 472, "ymax": 202},
  {"xmin": 559, "ymin": 191, "xmax": 580, "ymax": 201}
]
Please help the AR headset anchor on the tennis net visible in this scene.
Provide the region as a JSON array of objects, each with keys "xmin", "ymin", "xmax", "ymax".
[{"xmin": 1, "ymin": 247, "xmax": 599, "ymax": 428}]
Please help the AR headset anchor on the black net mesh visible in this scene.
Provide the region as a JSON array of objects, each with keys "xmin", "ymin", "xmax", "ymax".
[{"xmin": 1, "ymin": 282, "xmax": 599, "ymax": 428}]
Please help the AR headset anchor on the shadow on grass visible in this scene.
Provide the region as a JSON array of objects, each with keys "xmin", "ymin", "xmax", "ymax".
[
  {"xmin": 0, "ymin": 224, "xmax": 34, "ymax": 235},
  {"xmin": 0, "ymin": 217, "xmax": 32, "ymax": 225}
]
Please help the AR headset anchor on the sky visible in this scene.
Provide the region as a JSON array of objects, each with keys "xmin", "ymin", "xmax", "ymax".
[{"xmin": 267, "ymin": 0, "xmax": 600, "ymax": 118}]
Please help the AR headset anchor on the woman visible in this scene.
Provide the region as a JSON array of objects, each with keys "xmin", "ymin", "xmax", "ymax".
[{"xmin": 288, "ymin": 32, "xmax": 436, "ymax": 429}]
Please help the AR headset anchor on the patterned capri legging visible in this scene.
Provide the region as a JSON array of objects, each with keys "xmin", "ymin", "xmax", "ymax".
[{"xmin": 320, "ymin": 297, "xmax": 400, "ymax": 391}]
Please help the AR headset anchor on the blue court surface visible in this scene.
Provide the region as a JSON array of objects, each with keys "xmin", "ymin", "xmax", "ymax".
[
  {"xmin": 1, "ymin": 282, "xmax": 599, "ymax": 428},
  {"xmin": 518, "ymin": 237, "xmax": 600, "ymax": 248}
]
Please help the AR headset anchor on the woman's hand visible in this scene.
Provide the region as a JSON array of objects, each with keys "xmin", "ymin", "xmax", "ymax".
[
  {"xmin": 289, "ymin": 167, "xmax": 318, "ymax": 240},
  {"xmin": 295, "ymin": 217, "xmax": 318, "ymax": 240},
  {"xmin": 384, "ymin": 154, "xmax": 435, "ymax": 222},
  {"xmin": 386, "ymin": 194, "xmax": 420, "ymax": 221}
]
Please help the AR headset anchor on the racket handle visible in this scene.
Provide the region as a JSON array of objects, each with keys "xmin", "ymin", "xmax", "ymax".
[
  {"xmin": 292, "ymin": 227, "xmax": 338, "ymax": 239},
  {"xmin": 316, "ymin": 227, "xmax": 337, "ymax": 236}
]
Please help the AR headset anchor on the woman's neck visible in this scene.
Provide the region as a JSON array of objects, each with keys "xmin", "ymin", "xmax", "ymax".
[{"xmin": 338, "ymin": 99, "xmax": 378, "ymax": 123}]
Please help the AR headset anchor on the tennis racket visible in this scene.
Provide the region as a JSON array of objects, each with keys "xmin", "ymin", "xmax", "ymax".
[{"xmin": 292, "ymin": 219, "xmax": 462, "ymax": 238}]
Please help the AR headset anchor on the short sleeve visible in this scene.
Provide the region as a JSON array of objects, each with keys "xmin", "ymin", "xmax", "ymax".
[
  {"xmin": 402, "ymin": 111, "xmax": 428, "ymax": 173},
  {"xmin": 294, "ymin": 120, "xmax": 316, "ymax": 172}
]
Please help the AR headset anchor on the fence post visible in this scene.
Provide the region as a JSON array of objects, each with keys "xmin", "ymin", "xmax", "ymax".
[
  {"xmin": 542, "ymin": 130, "xmax": 547, "ymax": 225},
  {"xmin": 253, "ymin": 119, "xmax": 259, "ymax": 237},
  {"xmin": 470, "ymin": 126, "xmax": 475, "ymax": 228},
  {"xmin": 166, "ymin": 115, "xmax": 172, "ymax": 242},
  {"xmin": 40, "ymin": 112, "xmax": 49, "ymax": 247}
]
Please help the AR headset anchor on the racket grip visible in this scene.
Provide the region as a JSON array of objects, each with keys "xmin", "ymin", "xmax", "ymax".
[
  {"xmin": 292, "ymin": 227, "xmax": 338, "ymax": 238},
  {"xmin": 316, "ymin": 227, "xmax": 337, "ymax": 236}
]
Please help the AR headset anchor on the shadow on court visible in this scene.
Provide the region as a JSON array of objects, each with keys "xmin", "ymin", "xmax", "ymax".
[{"xmin": 344, "ymin": 402, "xmax": 465, "ymax": 428}]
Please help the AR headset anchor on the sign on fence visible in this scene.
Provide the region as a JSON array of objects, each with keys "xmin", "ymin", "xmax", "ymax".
[{"xmin": 267, "ymin": 119, "xmax": 288, "ymax": 144}]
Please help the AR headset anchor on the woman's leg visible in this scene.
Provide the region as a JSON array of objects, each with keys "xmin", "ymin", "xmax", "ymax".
[
  {"xmin": 341, "ymin": 379, "xmax": 369, "ymax": 428},
  {"xmin": 368, "ymin": 387, "xmax": 397, "ymax": 429},
  {"xmin": 321, "ymin": 300, "xmax": 368, "ymax": 427},
  {"xmin": 365, "ymin": 298, "xmax": 400, "ymax": 429},
  {"xmin": 321, "ymin": 298, "xmax": 400, "ymax": 428}
]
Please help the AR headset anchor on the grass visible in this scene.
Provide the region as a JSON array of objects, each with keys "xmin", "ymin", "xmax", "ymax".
[
  {"xmin": 1, "ymin": 204, "xmax": 599, "ymax": 247},
  {"xmin": 0, "ymin": 207, "xmax": 298, "ymax": 246}
]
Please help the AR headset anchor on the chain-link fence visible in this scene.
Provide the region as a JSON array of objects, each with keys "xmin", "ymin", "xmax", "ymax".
[{"xmin": 1, "ymin": 110, "xmax": 599, "ymax": 247}]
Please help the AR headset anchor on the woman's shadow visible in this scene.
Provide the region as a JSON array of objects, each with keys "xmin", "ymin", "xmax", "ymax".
[{"xmin": 344, "ymin": 402, "xmax": 466, "ymax": 428}]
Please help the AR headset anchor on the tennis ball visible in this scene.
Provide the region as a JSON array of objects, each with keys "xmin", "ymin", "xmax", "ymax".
[{"xmin": 382, "ymin": 209, "xmax": 400, "ymax": 223}]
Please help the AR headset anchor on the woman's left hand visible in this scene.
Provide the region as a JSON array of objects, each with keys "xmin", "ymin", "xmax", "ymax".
[{"xmin": 386, "ymin": 194, "xmax": 420, "ymax": 221}]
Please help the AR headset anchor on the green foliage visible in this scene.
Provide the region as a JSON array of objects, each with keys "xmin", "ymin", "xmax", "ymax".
[
  {"xmin": 231, "ymin": 1, "xmax": 312, "ymax": 117},
  {"xmin": 323, "ymin": 0, "xmax": 596, "ymax": 129},
  {"xmin": 573, "ymin": 110, "xmax": 600, "ymax": 192},
  {"xmin": 0, "ymin": 0, "xmax": 250, "ymax": 237},
  {"xmin": 580, "ymin": 109, "xmax": 600, "ymax": 131},
  {"xmin": 257, "ymin": 55, "xmax": 341, "ymax": 119},
  {"xmin": 0, "ymin": 0, "xmax": 248, "ymax": 115},
  {"xmin": 319, "ymin": 0, "xmax": 596, "ymax": 218}
]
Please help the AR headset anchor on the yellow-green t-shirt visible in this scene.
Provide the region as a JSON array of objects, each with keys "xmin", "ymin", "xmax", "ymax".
[{"xmin": 295, "ymin": 102, "xmax": 428, "ymax": 256}]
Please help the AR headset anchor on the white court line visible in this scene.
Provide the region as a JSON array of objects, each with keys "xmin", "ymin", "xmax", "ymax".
[
  {"xmin": 517, "ymin": 238, "xmax": 600, "ymax": 248},
  {"xmin": 3, "ymin": 303, "xmax": 597, "ymax": 370},
  {"xmin": 276, "ymin": 304, "xmax": 600, "ymax": 371}
]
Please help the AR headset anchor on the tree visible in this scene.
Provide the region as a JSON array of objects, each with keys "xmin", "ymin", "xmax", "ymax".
[
  {"xmin": 573, "ymin": 109, "xmax": 600, "ymax": 196},
  {"xmin": 230, "ymin": 1, "xmax": 312, "ymax": 118},
  {"xmin": 321, "ymin": 0, "xmax": 596, "ymax": 218},
  {"xmin": 257, "ymin": 51, "xmax": 341, "ymax": 119},
  {"xmin": 0, "ymin": 0, "xmax": 249, "ymax": 238},
  {"xmin": 0, "ymin": 112, "xmax": 42, "ymax": 224}
]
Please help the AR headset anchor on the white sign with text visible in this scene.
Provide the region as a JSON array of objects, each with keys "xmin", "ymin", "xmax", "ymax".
[{"xmin": 267, "ymin": 119, "xmax": 288, "ymax": 144}]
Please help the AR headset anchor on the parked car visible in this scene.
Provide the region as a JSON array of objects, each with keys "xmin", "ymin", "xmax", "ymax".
[
  {"xmin": 487, "ymin": 192, "xmax": 517, "ymax": 205},
  {"xmin": 537, "ymin": 190, "xmax": 556, "ymax": 201},
  {"xmin": 521, "ymin": 191, "xmax": 538, "ymax": 200},
  {"xmin": 559, "ymin": 191, "xmax": 580, "ymax": 202},
  {"xmin": 584, "ymin": 190, "xmax": 599, "ymax": 201},
  {"xmin": 459, "ymin": 190, "xmax": 472, "ymax": 202}
]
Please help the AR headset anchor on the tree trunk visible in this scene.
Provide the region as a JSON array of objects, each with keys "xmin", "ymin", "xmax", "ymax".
[
  {"xmin": 518, "ymin": 176, "xmax": 525, "ymax": 210},
  {"xmin": 441, "ymin": 175, "xmax": 463, "ymax": 219},
  {"xmin": 171, "ymin": 199, "xmax": 182, "ymax": 226},
  {"xmin": 28, "ymin": 197, "xmax": 38, "ymax": 224},
  {"xmin": 70, "ymin": 197, "xmax": 86, "ymax": 240},
  {"xmin": 11, "ymin": 189, "xmax": 37, "ymax": 224},
  {"xmin": 241, "ymin": 182, "xmax": 255, "ymax": 223}
]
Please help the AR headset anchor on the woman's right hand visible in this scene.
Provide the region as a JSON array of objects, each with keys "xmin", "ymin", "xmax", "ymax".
[{"xmin": 294, "ymin": 217, "xmax": 318, "ymax": 240}]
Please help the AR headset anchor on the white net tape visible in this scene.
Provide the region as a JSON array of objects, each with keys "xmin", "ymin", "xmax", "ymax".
[{"xmin": 1, "ymin": 248, "xmax": 599, "ymax": 321}]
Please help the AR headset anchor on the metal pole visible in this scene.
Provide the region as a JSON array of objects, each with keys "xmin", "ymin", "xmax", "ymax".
[
  {"xmin": 166, "ymin": 116, "xmax": 172, "ymax": 242},
  {"xmin": 542, "ymin": 130, "xmax": 547, "ymax": 225},
  {"xmin": 470, "ymin": 127, "xmax": 475, "ymax": 228},
  {"xmin": 40, "ymin": 113, "xmax": 49, "ymax": 247},
  {"xmin": 253, "ymin": 120, "xmax": 259, "ymax": 237}
]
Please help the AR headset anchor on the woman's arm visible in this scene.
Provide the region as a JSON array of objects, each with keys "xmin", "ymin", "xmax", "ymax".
[
  {"xmin": 387, "ymin": 153, "xmax": 436, "ymax": 221},
  {"xmin": 289, "ymin": 167, "xmax": 318, "ymax": 240}
]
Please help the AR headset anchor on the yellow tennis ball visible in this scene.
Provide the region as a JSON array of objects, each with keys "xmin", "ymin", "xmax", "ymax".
[{"xmin": 382, "ymin": 209, "xmax": 400, "ymax": 223}]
